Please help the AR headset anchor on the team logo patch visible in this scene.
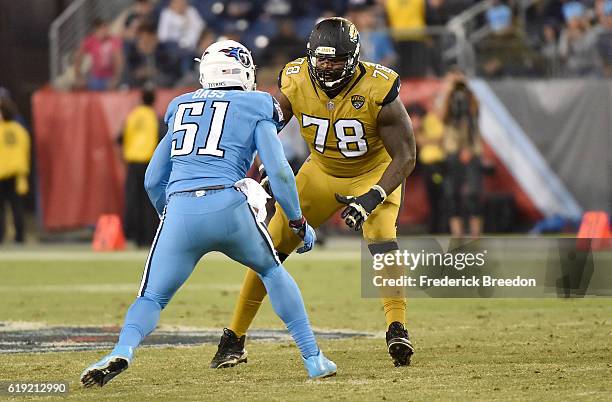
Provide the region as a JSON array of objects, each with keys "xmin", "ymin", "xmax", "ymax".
[
  {"xmin": 351, "ymin": 95, "xmax": 365, "ymax": 109},
  {"xmin": 315, "ymin": 46, "xmax": 336, "ymax": 56},
  {"xmin": 220, "ymin": 47, "xmax": 252, "ymax": 68}
]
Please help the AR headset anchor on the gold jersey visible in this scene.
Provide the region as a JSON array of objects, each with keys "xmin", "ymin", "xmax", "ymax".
[
  {"xmin": 279, "ymin": 58, "xmax": 400, "ymax": 178},
  {"xmin": 123, "ymin": 105, "xmax": 159, "ymax": 163},
  {"xmin": 0, "ymin": 120, "xmax": 30, "ymax": 180}
]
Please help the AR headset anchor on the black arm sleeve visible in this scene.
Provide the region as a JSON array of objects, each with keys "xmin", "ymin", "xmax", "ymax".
[{"xmin": 381, "ymin": 76, "xmax": 401, "ymax": 106}]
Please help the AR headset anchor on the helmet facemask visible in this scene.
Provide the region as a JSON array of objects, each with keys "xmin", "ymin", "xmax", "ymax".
[{"xmin": 307, "ymin": 46, "xmax": 359, "ymax": 92}]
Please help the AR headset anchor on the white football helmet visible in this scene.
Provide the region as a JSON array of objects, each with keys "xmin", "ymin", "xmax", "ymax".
[{"xmin": 196, "ymin": 40, "xmax": 256, "ymax": 91}]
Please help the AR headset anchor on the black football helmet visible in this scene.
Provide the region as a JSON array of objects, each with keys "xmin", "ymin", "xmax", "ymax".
[{"xmin": 306, "ymin": 17, "xmax": 360, "ymax": 92}]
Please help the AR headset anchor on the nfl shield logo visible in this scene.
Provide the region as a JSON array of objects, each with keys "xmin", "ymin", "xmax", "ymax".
[{"xmin": 351, "ymin": 95, "xmax": 365, "ymax": 110}]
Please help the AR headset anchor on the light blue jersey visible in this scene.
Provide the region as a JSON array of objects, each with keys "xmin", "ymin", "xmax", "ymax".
[
  {"xmin": 145, "ymin": 88, "xmax": 284, "ymax": 215},
  {"xmin": 80, "ymin": 40, "xmax": 332, "ymax": 386},
  {"xmin": 100, "ymin": 86, "xmax": 320, "ymax": 368}
]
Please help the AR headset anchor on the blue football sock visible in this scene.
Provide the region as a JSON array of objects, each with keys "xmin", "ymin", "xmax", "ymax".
[
  {"xmin": 259, "ymin": 265, "xmax": 319, "ymax": 358},
  {"xmin": 117, "ymin": 296, "xmax": 161, "ymax": 348},
  {"xmin": 286, "ymin": 317, "xmax": 318, "ymax": 358}
]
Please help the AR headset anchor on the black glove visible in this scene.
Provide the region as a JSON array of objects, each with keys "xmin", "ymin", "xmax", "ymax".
[{"xmin": 335, "ymin": 186, "xmax": 386, "ymax": 231}]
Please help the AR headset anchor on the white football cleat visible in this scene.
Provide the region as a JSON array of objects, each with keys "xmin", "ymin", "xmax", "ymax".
[{"xmin": 80, "ymin": 345, "xmax": 134, "ymax": 387}]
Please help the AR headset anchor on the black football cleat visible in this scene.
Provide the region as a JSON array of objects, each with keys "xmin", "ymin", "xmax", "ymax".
[
  {"xmin": 210, "ymin": 328, "xmax": 248, "ymax": 368},
  {"xmin": 386, "ymin": 322, "xmax": 415, "ymax": 367}
]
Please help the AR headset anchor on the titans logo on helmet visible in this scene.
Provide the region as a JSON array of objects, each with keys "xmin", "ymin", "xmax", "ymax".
[{"xmin": 220, "ymin": 47, "xmax": 252, "ymax": 68}]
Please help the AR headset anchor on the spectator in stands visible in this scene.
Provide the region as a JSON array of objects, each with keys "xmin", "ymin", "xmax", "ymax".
[
  {"xmin": 540, "ymin": 21, "xmax": 562, "ymax": 76},
  {"xmin": 119, "ymin": 0, "xmax": 156, "ymax": 40},
  {"xmin": 124, "ymin": 23, "xmax": 180, "ymax": 88},
  {"xmin": 0, "ymin": 98, "xmax": 30, "ymax": 244},
  {"xmin": 158, "ymin": 0, "xmax": 205, "ymax": 50},
  {"xmin": 260, "ymin": 0, "xmax": 294, "ymax": 18},
  {"xmin": 208, "ymin": 0, "xmax": 260, "ymax": 33},
  {"xmin": 595, "ymin": 0, "xmax": 612, "ymax": 76},
  {"xmin": 477, "ymin": 1, "xmax": 543, "ymax": 77},
  {"xmin": 558, "ymin": 1, "xmax": 601, "ymax": 76},
  {"xmin": 302, "ymin": 0, "xmax": 346, "ymax": 17},
  {"xmin": 158, "ymin": 0, "xmax": 205, "ymax": 74},
  {"xmin": 348, "ymin": 1, "xmax": 398, "ymax": 67},
  {"xmin": 223, "ymin": 0, "xmax": 261, "ymax": 21},
  {"xmin": 439, "ymin": 72, "xmax": 483, "ymax": 238},
  {"xmin": 126, "ymin": 0, "xmax": 155, "ymax": 26},
  {"xmin": 119, "ymin": 88, "xmax": 162, "ymax": 247},
  {"xmin": 425, "ymin": 0, "xmax": 452, "ymax": 75},
  {"xmin": 384, "ymin": 0, "xmax": 428, "ymax": 77},
  {"xmin": 123, "ymin": 13, "xmax": 142, "ymax": 45},
  {"xmin": 177, "ymin": 29, "xmax": 218, "ymax": 87},
  {"xmin": 408, "ymin": 103, "xmax": 447, "ymax": 233},
  {"xmin": 426, "ymin": 0, "xmax": 451, "ymax": 25},
  {"xmin": 74, "ymin": 19, "xmax": 124, "ymax": 91},
  {"xmin": 120, "ymin": 1, "xmax": 155, "ymax": 84},
  {"xmin": 263, "ymin": 20, "xmax": 304, "ymax": 66}
]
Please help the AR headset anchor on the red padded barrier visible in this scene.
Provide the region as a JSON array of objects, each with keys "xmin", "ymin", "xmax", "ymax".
[
  {"xmin": 32, "ymin": 87, "xmax": 188, "ymax": 230},
  {"xmin": 32, "ymin": 82, "xmax": 540, "ymax": 231}
]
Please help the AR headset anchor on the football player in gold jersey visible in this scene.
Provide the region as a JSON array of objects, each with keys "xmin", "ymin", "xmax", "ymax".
[{"xmin": 210, "ymin": 17, "xmax": 417, "ymax": 368}]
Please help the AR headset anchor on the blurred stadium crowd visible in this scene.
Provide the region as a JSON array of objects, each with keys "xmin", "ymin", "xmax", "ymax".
[
  {"xmin": 1, "ymin": 0, "xmax": 611, "ymax": 244},
  {"xmin": 71, "ymin": 0, "xmax": 612, "ymax": 91}
]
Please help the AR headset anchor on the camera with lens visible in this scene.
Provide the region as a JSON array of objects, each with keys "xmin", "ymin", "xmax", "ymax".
[{"xmin": 448, "ymin": 80, "xmax": 472, "ymax": 122}]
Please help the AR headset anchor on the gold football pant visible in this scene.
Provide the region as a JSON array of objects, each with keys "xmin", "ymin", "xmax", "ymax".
[{"xmin": 230, "ymin": 158, "xmax": 406, "ymax": 336}]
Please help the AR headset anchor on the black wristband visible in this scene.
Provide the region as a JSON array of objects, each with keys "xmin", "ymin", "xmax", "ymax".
[
  {"xmin": 289, "ymin": 216, "xmax": 306, "ymax": 229},
  {"xmin": 365, "ymin": 188, "xmax": 384, "ymax": 208}
]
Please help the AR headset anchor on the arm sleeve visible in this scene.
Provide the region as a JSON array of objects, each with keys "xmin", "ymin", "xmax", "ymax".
[
  {"xmin": 144, "ymin": 129, "xmax": 172, "ymax": 216},
  {"xmin": 381, "ymin": 76, "xmax": 400, "ymax": 106},
  {"xmin": 254, "ymin": 119, "xmax": 302, "ymax": 222}
]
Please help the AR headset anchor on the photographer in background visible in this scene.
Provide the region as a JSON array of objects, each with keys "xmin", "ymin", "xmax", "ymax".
[
  {"xmin": 439, "ymin": 73, "xmax": 483, "ymax": 238},
  {"xmin": 0, "ymin": 98, "xmax": 30, "ymax": 244}
]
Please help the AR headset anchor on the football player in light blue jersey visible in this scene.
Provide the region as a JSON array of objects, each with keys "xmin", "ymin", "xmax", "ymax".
[{"xmin": 80, "ymin": 40, "xmax": 336, "ymax": 387}]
